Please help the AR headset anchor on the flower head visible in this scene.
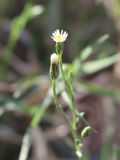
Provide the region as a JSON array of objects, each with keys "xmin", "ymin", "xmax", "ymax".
[
  {"xmin": 51, "ymin": 29, "xmax": 68, "ymax": 43},
  {"xmin": 50, "ymin": 53, "xmax": 59, "ymax": 65}
]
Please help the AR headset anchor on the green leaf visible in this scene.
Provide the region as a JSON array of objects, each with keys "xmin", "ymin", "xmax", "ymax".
[
  {"xmin": 82, "ymin": 53, "xmax": 120, "ymax": 75},
  {"xmin": 78, "ymin": 81, "xmax": 120, "ymax": 102},
  {"xmin": 79, "ymin": 34, "xmax": 109, "ymax": 62},
  {"xmin": 4, "ymin": 3, "xmax": 44, "ymax": 61}
]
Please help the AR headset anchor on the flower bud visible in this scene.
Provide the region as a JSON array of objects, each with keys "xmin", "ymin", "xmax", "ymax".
[
  {"xmin": 50, "ymin": 53, "xmax": 59, "ymax": 79},
  {"xmin": 81, "ymin": 126, "xmax": 91, "ymax": 138},
  {"xmin": 76, "ymin": 150, "xmax": 83, "ymax": 158}
]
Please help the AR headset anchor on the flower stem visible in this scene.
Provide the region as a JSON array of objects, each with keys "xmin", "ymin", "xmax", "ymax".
[
  {"xmin": 58, "ymin": 53, "xmax": 82, "ymax": 153},
  {"xmin": 52, "ymin": 79, "xmax": 72, "ymax": 130}
]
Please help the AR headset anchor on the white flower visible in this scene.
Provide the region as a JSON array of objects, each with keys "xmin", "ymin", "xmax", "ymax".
[
  {"xmin": 51, "ymin": 29, "xmax": 68, "ymax": 43},
  {"xmin": 76, "ymin": 151, "xmax": 82, "ymax": 158},
  {"xmin": 50, "ymin": 53, "xmax": 59, "ymax": 65}
]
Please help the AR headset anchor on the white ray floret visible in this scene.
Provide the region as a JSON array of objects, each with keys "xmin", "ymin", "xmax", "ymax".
[{"xmin": 51, "ymin": 29, "xmax": 68, "ymax": 43}]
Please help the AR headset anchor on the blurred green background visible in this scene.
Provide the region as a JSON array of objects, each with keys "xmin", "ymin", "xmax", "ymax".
[{"xmin": 0, "ymin": 0, "xmax": 120, "ymax": 160}]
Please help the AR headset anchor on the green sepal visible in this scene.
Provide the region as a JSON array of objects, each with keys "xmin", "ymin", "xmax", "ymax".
[{"xmin": 50, "ymin": 64, "xmax": 59, "ymax": 80}]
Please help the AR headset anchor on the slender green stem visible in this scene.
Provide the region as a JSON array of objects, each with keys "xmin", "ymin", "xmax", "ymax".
[
  {"xmin": 58, "ymin": 54, "xmax": 82, "ymax": 154},
  {"xmin": 52, "ymin": 78, "xmax": 80, "ymax": 145},
  {"xmin": 56, "ymin": 43, "xmax": 94, "ymax": 158},
  {"xmin": 18, "ymin": 127, "xmax": 32, "ymax": 160},
  {"xmin": 52, "ymin": 79, "xmax": 72, "ymax": 130},
  {"xmin": 59, "ymin": 54, "xmax": 78, "ymax": 127}
]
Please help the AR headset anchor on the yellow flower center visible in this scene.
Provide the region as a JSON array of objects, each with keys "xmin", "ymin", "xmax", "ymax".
[{"xmin": 55, "ymin": 35, "xmax": 64, "ymax": 42}]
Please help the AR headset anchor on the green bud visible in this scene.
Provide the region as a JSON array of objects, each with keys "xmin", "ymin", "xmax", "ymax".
[
  {"xmin": 56, "ymin": 42, "xmax": 64, "ymax": 54},
  {"xmin": 50, "ymin": 53, "xmax": 59, "ymax": 79},
  {"xmin": 81, "ymin": 126, "xmax": 91, "ymax": 138}
]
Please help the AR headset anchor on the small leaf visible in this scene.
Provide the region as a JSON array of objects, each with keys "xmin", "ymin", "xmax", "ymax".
[
  {"xmin": 79, "ymin": 34, "xmax": 109, "ymax": 62},
  {"xmin": 81, "ymin": 126, "xmax": 91, "ymax": 138}
]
